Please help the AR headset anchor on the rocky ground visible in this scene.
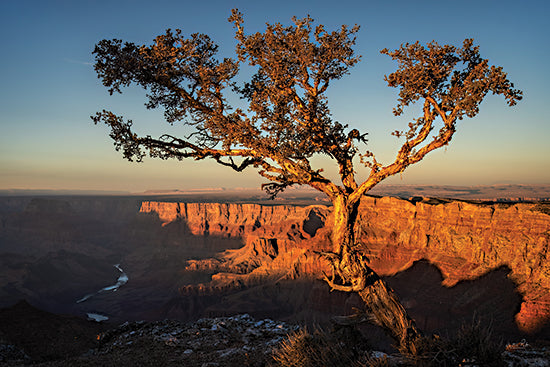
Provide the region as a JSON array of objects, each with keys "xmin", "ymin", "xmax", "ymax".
[
  {"xmin": 0, "ymin": 301, "xmax": 304, "ymax": 366},
  {"xmin": 1, "ymin": 301, "xmax": 550, "ymax": 366}
]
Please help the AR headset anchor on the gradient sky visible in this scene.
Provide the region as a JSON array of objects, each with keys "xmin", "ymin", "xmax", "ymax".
[{"xmin": 1, "ymin": 0, "xmax": 548, "ymax": 193}]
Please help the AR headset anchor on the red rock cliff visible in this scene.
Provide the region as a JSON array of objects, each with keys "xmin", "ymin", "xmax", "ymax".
[{"xmin": 140, "ymin": 198, "xmax": 550, "ymax": 333}]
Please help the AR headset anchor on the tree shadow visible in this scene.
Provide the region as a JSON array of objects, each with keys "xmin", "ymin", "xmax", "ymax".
[
  {"xmin": 322, "ymin": 259, "xmax": 542, "ymax": 351},
  {"xmin": 383, "ymin": 260, "xmax": 525, "ymax": 342},
  {"xmin": 160, "ymin": 257, "xmax": 540, "ymax": 349}
]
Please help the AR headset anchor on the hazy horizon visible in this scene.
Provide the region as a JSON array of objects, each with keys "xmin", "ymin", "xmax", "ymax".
[{"xmin": 2, "ymin": 184, "xmax": 549, "ymax": 202}]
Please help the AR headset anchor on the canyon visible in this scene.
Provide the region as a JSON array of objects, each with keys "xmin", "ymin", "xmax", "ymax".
[
  {"xmin": 1, "ymin": 192, "xmax": 549, "ymax": 347},
  {"xmin": 140, "ymin": 197, "xmax": 550, "ymax": 337}
]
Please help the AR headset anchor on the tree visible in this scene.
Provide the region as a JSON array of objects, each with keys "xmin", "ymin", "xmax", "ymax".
[{"xmin": 92, "ymin": 9, "xmax": 522, "ymax": 354}]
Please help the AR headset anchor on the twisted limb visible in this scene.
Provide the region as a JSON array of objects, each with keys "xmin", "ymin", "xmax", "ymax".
[{"xmin": 319, "ymin": 248, "xmax": 422, "ymax": 355}]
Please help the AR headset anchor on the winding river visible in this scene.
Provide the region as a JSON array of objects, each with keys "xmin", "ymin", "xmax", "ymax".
[{"xmin": 76, "ymin": 264, "xmax": 128, "ymax": 321}]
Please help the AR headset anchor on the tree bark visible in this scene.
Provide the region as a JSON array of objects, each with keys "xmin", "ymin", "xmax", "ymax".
[
  {"xmin": 324, "ymin": 194, "xmax": 422, "ymax": 354},
  {"xmin": 357, "ymin": 278, "xmax": 422, "ymax": 354},
  {"xmin": 330, "ymin": 195, "xmax": 358, "ymax": 253}
]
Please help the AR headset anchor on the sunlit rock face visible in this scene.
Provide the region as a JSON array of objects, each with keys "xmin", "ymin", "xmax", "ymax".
[
  {"xmin": 356, "ymin": 196, "xmax": 550, "ymax": 334},
  {"xmin": 140, "ymin": 202, "xmax": 333, "ymax": 277},
  {"xmin": 140, "ymin": 202, "xmax": 328, "ymax": 239},
  {"xmin": 141, "ymin": 197, "xmax": 550, "ymax": 334}
]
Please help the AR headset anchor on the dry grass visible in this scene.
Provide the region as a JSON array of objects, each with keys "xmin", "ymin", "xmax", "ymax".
[
  {"xmin": 270, "ymin": 327, "xmax": 370, "ymax": 367},
  {"xmin": 271, "ymin": 319, "xmax": 506, "ymax": 367},
  {"xmin": 406, "ymin": 319, "xmax": 504, "ymax": 366}
]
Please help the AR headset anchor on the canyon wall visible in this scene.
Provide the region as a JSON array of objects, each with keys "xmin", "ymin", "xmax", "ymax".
[
  {"xmin": 356, "ymin": 197, "xmax": 550, "ymax": 334},
  {"xmin": 140, "ymin": 197, "xmax": 550, "ymax": 334}
]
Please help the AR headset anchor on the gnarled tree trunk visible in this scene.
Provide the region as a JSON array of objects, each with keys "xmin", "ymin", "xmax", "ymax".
[{"xmin": 323, "ymin": 195, "xmax": 422, "ymax": 354}]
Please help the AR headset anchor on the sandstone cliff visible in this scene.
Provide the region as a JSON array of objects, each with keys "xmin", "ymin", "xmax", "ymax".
[{"xmin": 140, "ymin": 198, "xmax": 550, "ymax": 334}]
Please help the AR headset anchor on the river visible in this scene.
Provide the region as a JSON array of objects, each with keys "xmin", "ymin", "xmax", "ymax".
[{"xmin": 76, "ymin": 264, "xmax": 128, "ymax": 321}]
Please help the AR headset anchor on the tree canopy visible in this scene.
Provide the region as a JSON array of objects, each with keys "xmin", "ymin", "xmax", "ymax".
[{"xmin": 92, "ymin": 10, "xmax": 521, "ymax": 203}]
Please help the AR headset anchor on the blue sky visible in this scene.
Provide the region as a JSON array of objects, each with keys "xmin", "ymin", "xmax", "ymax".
[{"xmin": 1, "ymin": 0, "xmax": 548, "ymax": 193}]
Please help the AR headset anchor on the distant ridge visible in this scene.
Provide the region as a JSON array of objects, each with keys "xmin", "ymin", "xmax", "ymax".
[
  {"xmin": 369, "ymin": 184, "xmax": 550, "ymax": 202},
  {"xmin": 0, "ymin": 189, "xmax": 129, "ymax": 196},
  {"xmin": 141, "ymin": 188, "xmax": 227, "ymax": 195},
  {"xmin": 1, "ymin": 185, "xmax": 548, "ymax": 201},
  {"xmin": 137, "ymin": 184, "xmax": 550, "ymax": 202}
]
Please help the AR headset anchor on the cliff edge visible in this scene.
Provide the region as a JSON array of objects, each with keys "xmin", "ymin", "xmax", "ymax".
[{"xmin": 140, "ymin": 197, "xmax": 550, "ymax": 334}]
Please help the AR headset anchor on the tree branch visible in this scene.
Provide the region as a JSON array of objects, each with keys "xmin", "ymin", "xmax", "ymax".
[{"xmin": 349, "ymin": 99, "xmax": 447, "ymax": 204}]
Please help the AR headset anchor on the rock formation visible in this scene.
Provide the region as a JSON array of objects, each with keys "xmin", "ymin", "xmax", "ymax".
[{"xmin": 140, "ymin": 197, "xmax": 550, "ymax": 335}]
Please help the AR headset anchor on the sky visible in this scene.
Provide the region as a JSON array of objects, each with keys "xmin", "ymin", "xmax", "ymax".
[{"xmin": 0, "ymin": 0, "xmax": 548, "ymax": 193}]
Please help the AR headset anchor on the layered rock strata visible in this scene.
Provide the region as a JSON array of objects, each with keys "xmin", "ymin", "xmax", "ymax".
[{"xmin": 140, "ymin": 198, "xmax": 550, "ymax": 334}]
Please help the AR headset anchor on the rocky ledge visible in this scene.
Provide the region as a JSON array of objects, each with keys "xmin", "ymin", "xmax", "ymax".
[
  {"xmin": 95, "ymin": 314, "xmax": 298, "ymax": 366},
  {"xmin": 3, "ymin": 308, "xmax": 549, "ymax": 366}
]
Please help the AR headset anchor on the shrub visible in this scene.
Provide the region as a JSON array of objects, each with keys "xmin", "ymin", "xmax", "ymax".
[
  {"xmin": 272, "ymin": 319, "xmax": 505, "ymax": 367},
  {"xmin": 271, "ymin": 327, "xmax": 367, "ymax": 367},
  {"xmin": 406, "ymin": 319, "xmax": 504, "ymax": 366}
]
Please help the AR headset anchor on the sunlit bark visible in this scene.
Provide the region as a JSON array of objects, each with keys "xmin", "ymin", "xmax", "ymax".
[
  {"xmin": 324, "ymin": 193, "xmax": 421, "ymax": 353},
  {"xmin": 92, "ymin": 11, "xmax": 522, "ymax": 354}
]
